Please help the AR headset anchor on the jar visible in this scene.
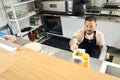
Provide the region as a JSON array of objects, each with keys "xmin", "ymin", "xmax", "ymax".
[
  {"xmin": 28, "ymin": 31, "xmax": 36, "ymax": 41},
  {"xmin": 81, "ymin": 53, "xmax": 89, "ymax": 68}
]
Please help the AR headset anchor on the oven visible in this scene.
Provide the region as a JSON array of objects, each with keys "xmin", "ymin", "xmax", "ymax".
[
  {"xmin": 41, "ymin": 0, "xmax": 80, "ymax": 16},
  {"xmin": 41, "ymin": 15, "xmax": 63, "ymax": 36}
]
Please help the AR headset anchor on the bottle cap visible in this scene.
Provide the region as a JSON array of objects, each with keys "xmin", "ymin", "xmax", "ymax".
[{"xmin": 82, "ymin": 53, "xmax": 89, "ymax": 60}]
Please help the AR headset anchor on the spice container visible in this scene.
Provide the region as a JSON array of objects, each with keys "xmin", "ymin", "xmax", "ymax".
[{"xmin": 28, "ymin": 31, "xmax": 36, "ymax": 41}]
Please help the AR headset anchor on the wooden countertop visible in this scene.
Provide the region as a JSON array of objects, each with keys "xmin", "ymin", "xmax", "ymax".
[{"xmin": 0, "ymin": 46, "xmax": 120, "ymax": 80}]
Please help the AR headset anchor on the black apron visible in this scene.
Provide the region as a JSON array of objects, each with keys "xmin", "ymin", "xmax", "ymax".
[{"xmin": 78, "ymin": 31, "xmax": 100, "ymax": 58}]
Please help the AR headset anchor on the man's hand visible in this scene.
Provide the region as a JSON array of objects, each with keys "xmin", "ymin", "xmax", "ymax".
[
  {"xmin": 105, "ymin": 53, "xmax": 110, "ymax": 60},
  {"xmin": 70, "ymin": 44, "xmax": 78, "ymax": 51}
]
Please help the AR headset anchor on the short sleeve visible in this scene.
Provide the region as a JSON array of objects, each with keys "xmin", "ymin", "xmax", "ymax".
[
  {"xmin": 96, "ymin": 31, "xmax": 105, "ymax": 45},
  {"xmin": 73, "ymin": 29, "xmax": 84, "ymax": 43}
]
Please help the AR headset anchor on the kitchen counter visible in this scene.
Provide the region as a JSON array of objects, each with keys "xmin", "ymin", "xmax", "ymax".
[
  {"xmin": 95, "ymin": 15, "xmax": 120, "ymax": 23},
  {"xmin": 0, "ymin": 40, "xmax": 120, "ymax": 80},
  {"xmin": 17, "ymin": 36, "xmax": 103, "ymax": 71},
  {"xmin": 17, "ymin": 37, "xmax": 120, "ymax": 77},
  {"xmin": 41, "ymin": 44, "xmax": 103, "ymax": 71},
  {"xmin": 16, "ymin": 37, "xmax": 107, "ymax": 71},
  {"xmin": 42, "ymin": 14, "xmax": 120, "ymax": 23}
]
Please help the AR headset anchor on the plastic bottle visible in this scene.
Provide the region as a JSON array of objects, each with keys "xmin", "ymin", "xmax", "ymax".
[
  {"xmin": 36, "ymin": 30, "xmax": 40, "ymax": 39},
  {"xmin": 81, "ymin": 53, "xmax": 89, "ymax": 68}
]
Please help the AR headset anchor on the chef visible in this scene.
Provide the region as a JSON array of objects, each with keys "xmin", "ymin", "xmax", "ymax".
[{"xmin": 69, "ymin": 16, "xmax": 109, "ymax": 59}]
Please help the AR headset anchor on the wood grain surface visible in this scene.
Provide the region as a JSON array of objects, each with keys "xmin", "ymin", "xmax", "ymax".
[{"xmin": 0, "ymin": 46, "xmax": 119, "ymax": 80}]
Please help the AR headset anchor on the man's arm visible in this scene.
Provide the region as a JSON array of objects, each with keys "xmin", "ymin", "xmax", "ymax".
[
  {"xmin": 69, "ymin": 37, "xmax": 79, "ymax": 51},
  {"xmin": 99, "ymin": 45, "xmax": 110, "ymax": 60},
  {"xmin": 99, "ymin": 45, "xmax": 104, "ymax": 53},
  {"xmin": 69, "ymin": 29, "xmax": 83, "ymax": 51},
  {"xmin": 97, "ymin": 31, "xmax": 110, "ymax": 59}
]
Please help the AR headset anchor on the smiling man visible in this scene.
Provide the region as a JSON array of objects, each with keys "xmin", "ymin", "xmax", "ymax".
[{"xmin": 69, "ymin": 16, "xmax": 109, "ymax": 59}]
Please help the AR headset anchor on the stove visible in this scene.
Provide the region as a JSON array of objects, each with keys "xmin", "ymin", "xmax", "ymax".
[
  {"xmin": 100, "ymin": 3, "xmax": 120, "ymax": 16},
  {"xmin": 85, "ymin": 6, "xmax": 101, "ymax": 15}
]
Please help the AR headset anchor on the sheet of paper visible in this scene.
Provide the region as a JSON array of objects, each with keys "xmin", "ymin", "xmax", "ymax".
[{"xmin": 0, "ymin": 43, "xmax": 17, "ymax": 52}]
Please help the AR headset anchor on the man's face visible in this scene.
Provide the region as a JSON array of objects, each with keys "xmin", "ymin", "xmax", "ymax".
[{"xmin": 84, "ymin": 21, "xmax": 97, "ymax": 35}]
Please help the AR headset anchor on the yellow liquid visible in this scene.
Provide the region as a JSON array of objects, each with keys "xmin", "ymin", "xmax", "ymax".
[
  {"xmin": 76, "ymin": 51, "xmax": 83, "ymax": 56},
  {"xmin": 81, "ymin": 61, "xmax": 89, "ymax": 68},
  {"xmin": 81, "ymin": 53, "xmax": 89, "ymax": 68}
]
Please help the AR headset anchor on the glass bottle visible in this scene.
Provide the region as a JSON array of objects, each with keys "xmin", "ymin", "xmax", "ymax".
[{"xmin": 81, "ymin": 53, "xmax": 89, "ymax": 68}]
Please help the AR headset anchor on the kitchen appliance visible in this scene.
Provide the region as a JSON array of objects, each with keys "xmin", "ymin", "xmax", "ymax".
[
  {"xmin": 41, "ymin": 15, "xmax": 63, "ymax": 36},
  {"xmin": 34, "ymin": 0, "xmax": 42, "ymax": 13},
  {"xmin": 41, "ymin": 0, "xmax": 80, "ymax": 16},
  {"xmin": 85, "ymin": 6, "xmax": 101, "ymax": 15},
  {"xmin": 100, "ymin": 3, "xmax": 120, "ymax": 16},
  {"xmin": 85, "ymin": 0, "xmax": 106, "ymax": 15}
]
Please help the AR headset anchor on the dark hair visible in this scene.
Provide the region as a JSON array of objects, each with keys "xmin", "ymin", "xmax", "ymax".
[{"xmin": 85, "ymin": 16, "xmax": 97, "ymax": 22}]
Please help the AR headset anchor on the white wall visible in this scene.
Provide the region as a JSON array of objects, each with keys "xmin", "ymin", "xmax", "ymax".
[
  {"xmin": 89, "ymin": 0, "xmax": 120, "ymax": 7},
  {"xmin": 0, "ymin": 0, "xmax": 8, "ymax": 26},
  {"xmin": 61, "ymin": 16, "xmax": 120, "ymax": 49},
  {"xmin": 61, "ymin": 16, "xmax": 84, "ymax": 38},
  {"xmin": 97, "ymin": 21, "xmax": 120, "ymax": 48},
  {"xmin": 108, "ymin": 0, "xmax": 120, "ymax": 3},
  {"xmin": 90, "ymin": 0, "xmax": 106, "ymax": 7},
  {"xmin": 115, "ymin": 0, "xmax": 120, "ymax": 2}
]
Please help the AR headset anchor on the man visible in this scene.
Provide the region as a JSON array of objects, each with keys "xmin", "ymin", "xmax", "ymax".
[{"xmin": 69, "ymin": 16, "xmax": 109, "ymax": 59}]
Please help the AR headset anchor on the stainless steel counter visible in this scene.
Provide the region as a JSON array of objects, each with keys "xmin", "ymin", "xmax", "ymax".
[
  {"xmin": 1, "ymin": 37, "xmax": 120, "ymax": 79},
  {"xmin": 95, "ymin": 15, "xmax": 120, "ymax": 23},
  {"xmin": 16, "ymin": 37, "xmax": 103, "ymax": 71},
  {"xmin": 41, "ymin": 44, "xmax": 103, "ymax": 71}
]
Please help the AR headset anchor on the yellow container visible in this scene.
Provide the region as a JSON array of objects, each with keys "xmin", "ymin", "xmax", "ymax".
[{"xmin": 81, "ymin": 53, "xmax": 89, "ymax": 68}]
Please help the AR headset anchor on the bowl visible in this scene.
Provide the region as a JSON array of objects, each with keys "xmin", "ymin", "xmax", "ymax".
[
  {"xmin": 23, "ymin": 42, "xmax": 42, "ymax": 51},
  {"xmin": 72, "ymin": 48, "xmax": 86, "ymax": 60}
]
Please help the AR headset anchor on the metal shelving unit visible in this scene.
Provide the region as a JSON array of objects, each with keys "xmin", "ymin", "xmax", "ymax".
[
  {"xmin": 2, "ymin": 0, "xmax": 42, "ymax": 37},
  {"xmin": 9, "ymin": 12, "xmax": 36, "ymax": 22},
  {"xmin": 12, "ymin": 0, "xmax": 35, "ymax": 6}
]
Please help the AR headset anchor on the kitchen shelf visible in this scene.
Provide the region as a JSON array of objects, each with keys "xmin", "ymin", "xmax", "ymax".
[
  {"xmin": 2, "ymin": 0, "xmax": 42, "ymax": 38},
  {"xmin": 9, "ymin": 12, "xmax": 36, "ymax": 22},
  {"xmin": 2, "ymin": 0, "xmax": 44, "ymax": 42},
  {"xmin": 12, "ymin": 0, "xmax": 35, "ymax": 7},
  {"xmin": 4, "ymin": 0, "xmax": 35, "ymax": 8},
  {"xmin": 35, "ymin": 36, "xmax": 45, "ymax": 42},
  {"xmin": 17, "ymin": 24, "xmax": 43, "ymax": 37}
]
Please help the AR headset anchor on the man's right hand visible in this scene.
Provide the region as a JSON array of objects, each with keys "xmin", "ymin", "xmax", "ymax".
[{"xmin": 70, "ymin": 44, "xmax": 78, "ymax": 51}]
